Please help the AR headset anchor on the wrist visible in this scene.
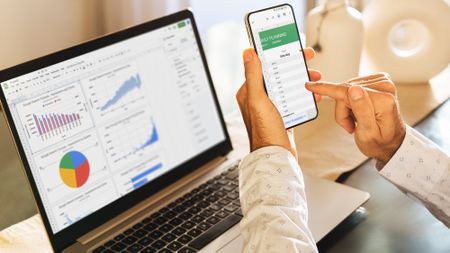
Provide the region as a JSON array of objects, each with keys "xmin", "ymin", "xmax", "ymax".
[{"xmin": 376, "ymin": 124, "xmax": 406, "ymax": 166}]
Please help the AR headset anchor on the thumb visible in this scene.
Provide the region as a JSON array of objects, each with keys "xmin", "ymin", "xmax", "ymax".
[
  {"xmin": 347, "ymin": 86, "xmax": 377, "ymax": 132},
  {"xmin": 243, "ymin": 48, "xmax": 265, "ymax": 96}
]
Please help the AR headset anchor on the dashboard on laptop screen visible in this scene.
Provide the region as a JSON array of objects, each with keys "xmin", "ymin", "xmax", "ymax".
[{"xmin": 0, "ymin": 18, "xmax": 226, "ymax": 233}]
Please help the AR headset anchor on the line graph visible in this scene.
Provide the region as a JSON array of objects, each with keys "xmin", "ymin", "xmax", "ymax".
[
  {"xmin": 100, "ymin": 74, "xmax": 142, "ymax": 111},
  {"xmin": 99, "ymin": 110, "xmax": 161, "ymax": 171},
  {"xmin": 83, "ymin": 62, "xmax": 148, "ymax": 123}
]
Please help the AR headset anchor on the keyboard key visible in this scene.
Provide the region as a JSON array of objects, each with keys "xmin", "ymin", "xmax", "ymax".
[
  {"xmin": 218, "ymin": 199, "xmax": 230, "ymax": 206},
  {"xmin": 187, "ymin": 206, "xmax": 201, "ymax": 214},
  {"xmin": 150, "ymin": 212, "xmax": 161, "ymax": 219},
  {"xmin": 205, "ymin": 195, "xmax": 219, "ymax": 203},
  {"xmin": 138, "ymin": 237, "xmax": 153, "ymax": 246},
  {"xmin": 173, "ymin": 205, "xmax": 186, "ymax": 213},
  {"xmin": 175, "ymin": 196, "xmax": 185, "ymax": 203},
  {"xmin": 216, "ymin": 211, "xmax": 229, "ymax": 219},
  {"xmin": 197, "ymin": 201, "xmax": 209, "ymax": 209},
  {"xmin": 111, "ymin": 242, "xmax": 127, "ymax": 251},
  {"xmin": 178, "ymin": 211, "xmax": 193, "ymax": 220},
  {"xmin": 141, "ymin": 247, "xmax": 157, "ymax": 253},
  {"xmin": 183, "ymin": 199, "xmax": 195, "ymax": 207},
  {"xmin": 167, "ymin": 241, "xmax": 183, "ymax": 251},
  {"xmin": 191, "ymin": 194, "xmax": 203, "ymax": 202},
  {"xmin": 93, "ymin": 246, "xmax": 106, "ymax": 253},
  {"xmin": 181, "ymin": 221, "xmax": 195, "ymax": 230},
  {"xmin": 124, "ymin": 228, "xmax": 134, "ymax": 235},
  {"xmin": 200, "ymin": 189, "xmax": 212, "ymax": 196},
  {"xmin": 104, "ymin": 240, "xmax": 115, "ymax": 247},
  {"xmin": 169, "ymin": 217, "xmax": 183, "ymax": 226},
  {"xmin": 183, "ymin": 193, "xmax": 192, "ymax": 199},
  {"xmin": 205, "ymin": 216, "xmax": 220, "ymax": 225},
  {"xmin": 222, "ymin": 185, "xmax": 235, "ymax": 192},
  {"xmin": 159, "ymin": 207, "xmax": 170, "ymax": 213},
  {"xmin": 143, "ymin": 222, "xmax": 158, "ymax": 232},
  {"xmin": 142, "ymin": 217, "xmax": 152, "ymax": 224},
  {"xmin": 159, "ymin": 249, "xmax": 172, "ymax": 253},
  {"xmin": 177, "ymin": 234, "xmax": 193, "ymax": 244},
  {"xmin": 132, "ymin": 222, "xmax": 144, "ymax": 230},
  {"xmin": 168, "ymin": 202, "xmax": 178, "ymax": 208},
  {"xmin": 155, "ymin": 216, "xmax": 168, "ymax": 225},
  {"xmin": 209, "ymin": 204, "xmax": 221, "ymax": 211},
  {"xmin": 187, "ymin": 228, "xmax": 202, "ymax": 238},
  {"xmin": 172, "ymin": 226, "xmax": 187, "ymax": 236},
  {"xmin": 189, "ymin": 214, "xmax": 241, "ymax": 250},
  {"xmin": 114, "ymin": 234, "xmax": 125, "ymax": 241},
  {"xmin": 159, "ymin": 223, "xmax": 174, "ymax": 233},
  {"xmin": 180, "ymin": 247, "xmax": 197, "ymax": 253},
  {"xmin": 217, "ymin": 179, "xmax": 228, "ymax": 185},
  {"xmin": 150, "ymin": 240, "xmax": 166, "ymax": 249},
  {"xmin": 200, "ymin": 208, "xmax": 214, "ymax": 217},
  {"xmin": 163, "ymin": 210, "xmax": 177, "ymax": 219},
  {"xmin": 214, "ymin": 191, "xmax": 226, "ymax": 198},
  {"xmin": 226, "ymin": 192, "xmax": 239, "ymax": 200},
  {"xmin": 208, "ymin": 184, "xmax": 221, "ymax": 190},
  {"xmin": 122, "ymin": 236, "xmax": 138, "ymax": 245},
  {"xmin": 224, "ymin": 204, "xmax": 239, "ymax": 213},
  {"xmin": 192, "ymin": 215, "xmax": 204, "ymax": 223},
  {"xmin": 197, "ymin": 222, "xmax": 212, "ymax": 231},
  {"xmin": 225, "ymin": 170, "xmax": 238, "ymax": 180},
  {"xmin": 161, "ymin": 233, "xmax": 177, "ymax": 243},
  {"xmin": 149, "ymin": 230, "xmax": 163, "ymax": 239},
  {"xmin": 199, "ymin": 183, "xmax": 208, "ymax": 189},
  {"xmin": 133, "ymin": 229, "xmax": 147, "ymax": 238},
  {"xmin": 127, "ymin": 244, "xmax": 143, "ymax": 253}
]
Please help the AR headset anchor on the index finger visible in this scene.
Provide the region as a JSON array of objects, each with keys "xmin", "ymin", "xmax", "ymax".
[{"xmin": 305, "ymin": 81, "xmax": 350, "ymax": 103}]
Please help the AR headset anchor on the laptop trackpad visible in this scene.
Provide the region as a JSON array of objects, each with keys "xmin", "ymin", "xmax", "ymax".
[{"xmin": 216, "ymin": 235, "xmax": 243, "ymax": 253}]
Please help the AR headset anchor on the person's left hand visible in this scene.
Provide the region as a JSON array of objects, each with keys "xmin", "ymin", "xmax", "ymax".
[{"xmin": 236, "ymin": 47, "xmax": 321, "ymax": 159}]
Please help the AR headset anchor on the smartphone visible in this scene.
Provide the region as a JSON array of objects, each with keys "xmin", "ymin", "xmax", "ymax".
[{"xmin": 245, "ymin": 4, "xmax": 318, "ymax": 129}]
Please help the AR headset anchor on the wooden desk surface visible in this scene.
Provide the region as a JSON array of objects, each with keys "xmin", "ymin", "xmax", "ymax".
[{"xmin": 318, "ymin": 99, "xmax": 450, "ymax": 253}]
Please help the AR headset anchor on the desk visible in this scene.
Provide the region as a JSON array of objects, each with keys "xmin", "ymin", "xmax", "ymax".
[{"xmin": 318, "ymin": 99, "xmax": 450, "ymax": 253}]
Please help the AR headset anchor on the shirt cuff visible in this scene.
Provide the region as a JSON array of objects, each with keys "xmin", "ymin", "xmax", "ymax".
[{"xmin": 239, "ymin": 145, "xmax": 297, "ymax": 169}]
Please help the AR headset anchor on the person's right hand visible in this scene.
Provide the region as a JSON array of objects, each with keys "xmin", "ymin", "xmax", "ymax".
[{"xmin": 305, "ymin": 73, "xmax": 406, "ymax": 165}]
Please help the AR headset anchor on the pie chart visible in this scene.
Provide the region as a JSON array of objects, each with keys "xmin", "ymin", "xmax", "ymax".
[{"xmin": 59, "ymin": 151, "xmax": 90, "ymax": 188}]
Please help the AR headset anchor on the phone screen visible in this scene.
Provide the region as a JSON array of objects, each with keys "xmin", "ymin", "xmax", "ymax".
[{"xmin": 247, "ymin": 4, "xmax": 318, "ymax": 128}]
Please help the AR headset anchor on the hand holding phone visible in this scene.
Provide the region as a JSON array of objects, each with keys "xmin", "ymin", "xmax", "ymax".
[
  {"xmin": 236, "ymin": 47, "xmax": 320, "ymax": 158},
  {"xmin": 245, "ymin": 4, "xmax": 318, "ymax": 128}
]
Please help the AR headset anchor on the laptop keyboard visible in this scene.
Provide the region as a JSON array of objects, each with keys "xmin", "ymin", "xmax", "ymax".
[{"xmin": 93, "ymin": 162, "xmax": 242, "ymax": 253}]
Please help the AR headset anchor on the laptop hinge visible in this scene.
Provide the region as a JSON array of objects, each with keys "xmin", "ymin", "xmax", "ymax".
[{"xmin": 75, "ymin": 155, "xmax": 228, "ymax": 248}]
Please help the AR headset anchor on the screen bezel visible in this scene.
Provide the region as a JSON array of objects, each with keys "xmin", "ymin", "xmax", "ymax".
[
  {"xmin": 245, "ymin": 3, "xmax": 318, "ymax": 129},
  {"xmin": 0, "ymin": 9, "xmax": 232, "ymax": 252}
]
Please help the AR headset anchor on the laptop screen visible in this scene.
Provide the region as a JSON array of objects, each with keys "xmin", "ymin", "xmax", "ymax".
[{"xmin": 0, "ymin": 17, "xmax": 226, "ymax": 234}]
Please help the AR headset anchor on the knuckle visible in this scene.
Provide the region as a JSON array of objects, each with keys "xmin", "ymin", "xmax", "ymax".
[{"xmin": 379, "ymin": 72, "xmax": 391, "ymax": 79}]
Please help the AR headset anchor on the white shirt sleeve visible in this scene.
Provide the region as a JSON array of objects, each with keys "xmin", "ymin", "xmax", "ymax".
[
  {"xmin": 378, "ymin": 125, "xmax": 450, "ymax": 227},
  {"xmin": 238, "ymin": 146, "xmax": 318, "ymax": 253}
]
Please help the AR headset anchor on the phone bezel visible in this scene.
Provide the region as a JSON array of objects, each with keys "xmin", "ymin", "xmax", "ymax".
[{"xmin": 245, "ymin": 3, "xmax": 319, "ymax": 129}]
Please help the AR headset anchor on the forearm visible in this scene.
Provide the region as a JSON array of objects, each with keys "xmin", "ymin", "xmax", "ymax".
[
  {"xmin": 239, "ymin": 146, "xmax": 318, "ymax": 253},
  {"xmin": 378, "ymin": 126, "xmax": 450, "ymax": 227}
]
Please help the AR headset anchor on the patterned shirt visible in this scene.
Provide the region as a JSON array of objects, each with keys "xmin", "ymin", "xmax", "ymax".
[{"xmin": 238, "ymin": 126, "xmax": 449, "ymax": 252}]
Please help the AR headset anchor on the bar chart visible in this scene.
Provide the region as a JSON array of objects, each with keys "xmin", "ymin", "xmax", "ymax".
[
  {"xmin": 33, "ymin": 112, "xmax": 82, "ymax": 137},
  {"xmin": 15, "ymin": 83, "xmax": 93, "ymax": 153}
]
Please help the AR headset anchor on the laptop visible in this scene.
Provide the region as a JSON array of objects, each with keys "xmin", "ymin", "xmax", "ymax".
[{"xmin": 0, "ymin": 9, "xmax": 369, "ymax": 253}]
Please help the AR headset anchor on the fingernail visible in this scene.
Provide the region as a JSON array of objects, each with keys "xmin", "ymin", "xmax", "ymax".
[
  {"xmin": 243, "ymin": 50, "xmax": 253, "ymax": 62},
  {"xmin": 349, "ymin": 86, "xmax": 364, "ymax": 101}
]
